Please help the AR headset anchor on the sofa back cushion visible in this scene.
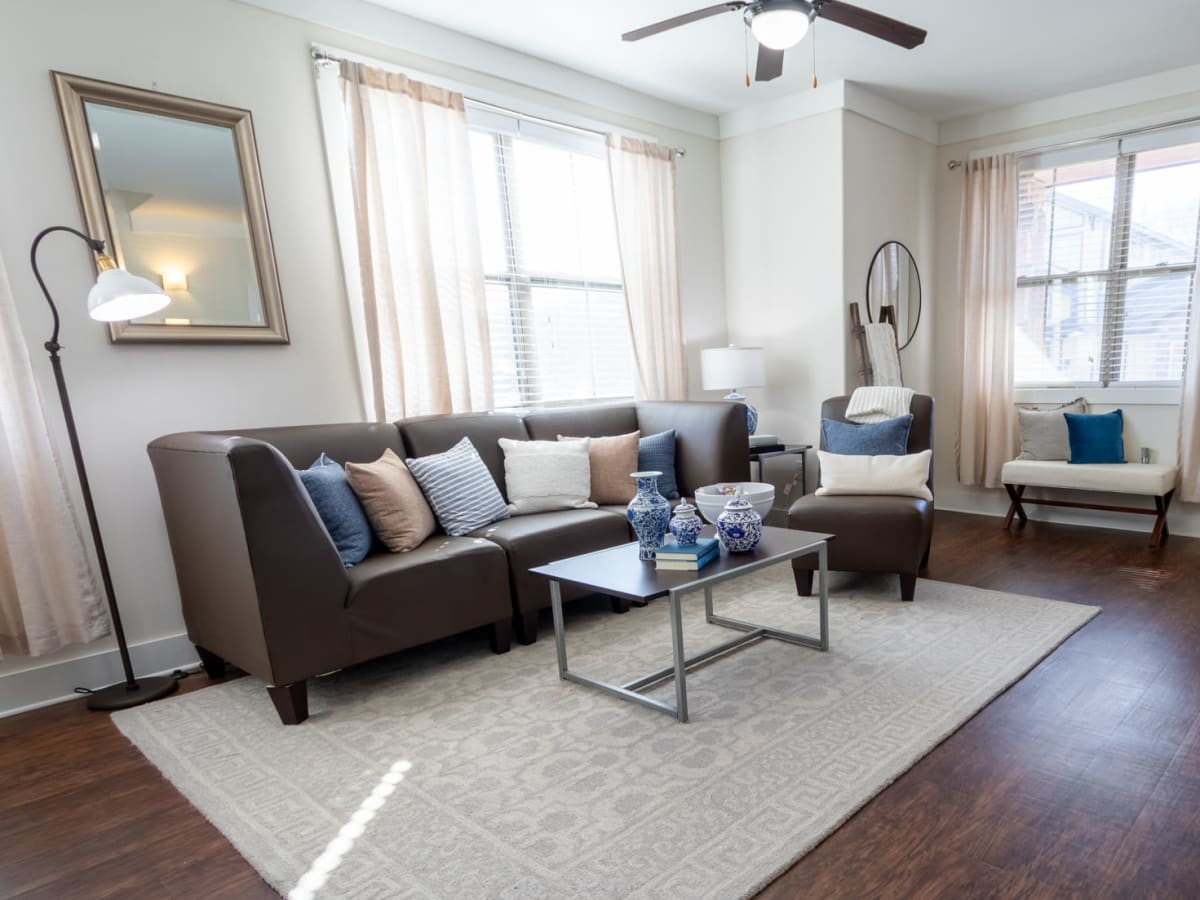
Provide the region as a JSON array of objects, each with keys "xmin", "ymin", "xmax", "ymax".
[
  {"xmin": 398, "ymin": 413, "xmax": 527, "ymax": 500},
  {"xmin": 216, "ymin": 423, "xmax": 405, "ymax": 469},
  {"xmin": 523, "ymin": 404, "xmax": 639, "ymax": 441}
]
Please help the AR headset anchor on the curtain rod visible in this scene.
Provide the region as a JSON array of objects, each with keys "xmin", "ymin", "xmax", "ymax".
[
  {"xmin": 946, "ymin": 112, "xmax": 1200, "ymax": 171},
  {"xmin": 311, "ymin": 47, "xmax": 687, "ymax": 158}
]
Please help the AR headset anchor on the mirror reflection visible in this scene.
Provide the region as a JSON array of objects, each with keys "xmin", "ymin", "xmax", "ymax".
[
  {"xmin": 84, "ymin": 102, "xmax": 264, "ymax": 328},
  {"xmin": 865, "ymin": 240, "xmax": 922, "ymax": 350}
]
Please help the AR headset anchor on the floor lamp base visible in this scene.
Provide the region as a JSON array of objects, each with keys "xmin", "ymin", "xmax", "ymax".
[{"xmin": 86, "ymin": 674, "xmax": 179, "ymax": 711}]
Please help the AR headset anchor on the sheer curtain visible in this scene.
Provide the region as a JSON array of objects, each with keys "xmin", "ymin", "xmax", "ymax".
[
  {"xmin": 957, "ymin": 154, "xmax": 1019, "ymax": 488},
  {"xmin": 0, "ymin": 248, "xmax": 108, "ymax": 657},
  {"xmin": 339, "ymin": 61, "xmax": 493, "ymax": 421},
  {"xmin": 1179, "ymin": 312, "xmax": 1200, "ymax": 501},
  {"xmin": 607, "ymin": 136, "xmax": 688, "ymax": 402}
]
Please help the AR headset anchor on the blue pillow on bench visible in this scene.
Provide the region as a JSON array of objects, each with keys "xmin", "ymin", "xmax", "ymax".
[
  {"xmin": 821, "ymin": 414, "xmax": 912, "ymax": 456},
  {"xmin": 1065, "ymin": 410, "xmax": 1127, "ymax": 464}
]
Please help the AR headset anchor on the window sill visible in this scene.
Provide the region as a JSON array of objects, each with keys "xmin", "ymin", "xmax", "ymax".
[{"xmin": 1014, "ymin": 386, "xmax": 1182, "ymax": 406}]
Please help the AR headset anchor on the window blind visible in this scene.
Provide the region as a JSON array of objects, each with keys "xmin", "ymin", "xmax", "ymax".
[
  {"xmin": 467, "ymin": 104, "xmax": 634, "ymax": 408},
  {"xmin": 1015, "ymin": 133, "xmax": 1200, "ymax": 387}
]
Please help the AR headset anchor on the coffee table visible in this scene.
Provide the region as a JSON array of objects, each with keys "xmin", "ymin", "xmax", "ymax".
[{"xmin": 530, "ymin": 525, "xmax": 832, "ymax": 723}]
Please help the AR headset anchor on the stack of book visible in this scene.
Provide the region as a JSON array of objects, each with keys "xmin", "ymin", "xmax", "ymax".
[{"xmin": 654, "ymin": 537, "xmax": 721, "ymax": 571}]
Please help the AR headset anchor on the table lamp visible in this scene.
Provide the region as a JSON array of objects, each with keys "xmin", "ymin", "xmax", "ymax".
[
  {"xmin": 31, "ymin": 225, "xmax": 179, "ymax": 711},
  {"xmin": 701, "ymin": 345, "xmax": 766, "ymax": 434}
]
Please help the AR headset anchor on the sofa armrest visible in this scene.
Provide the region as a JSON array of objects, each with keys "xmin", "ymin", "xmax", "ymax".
[
  {"xmin": 148, "ymin": 433, "xmax": 351, "ymax": 685},
  {"xmin": 635, "ymin": 401, "xmax": 750, "ymax": 496}
]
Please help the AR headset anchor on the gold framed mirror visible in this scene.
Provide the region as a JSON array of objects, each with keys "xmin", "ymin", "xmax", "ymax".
[{"xmin": 52, "ymin": 72, "xmax": 288, "ymax": 343}]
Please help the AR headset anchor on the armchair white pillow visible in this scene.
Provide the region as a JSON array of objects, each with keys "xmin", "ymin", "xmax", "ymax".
[
  {"xmin": 498, "ymin": 437, "xmax": 598, "ymax": 515},
  {"xmin": 816, "ymin": 449, "xmax": 933, "ymax": 501}
]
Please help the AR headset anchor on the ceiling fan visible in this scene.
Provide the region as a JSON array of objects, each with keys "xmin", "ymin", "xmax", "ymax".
[{"xmin": 622, "ymin": 0, "xmax": 926, "ymax": 83}]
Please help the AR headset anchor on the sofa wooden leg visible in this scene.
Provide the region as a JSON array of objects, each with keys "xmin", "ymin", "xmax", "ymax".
[
  {"xmin": 610, "ymin": 596, "xmax": 631, "ymax": 614},
  {"xmin": 489, "ymin": 618, "xmax": 512, "ymax": 654},
  {"xmin": 267, "ymin": 681, "xmax": 308, "ymax": 725},
  {"xmin": 899, "ymin": 574, "xmax": 916, "ymax": 603},
  {"xmin": 195, "ymin": 645, "xmax": 226, "ymax": 680},
  {"xmin": 515, "ymin": 610, "xmax": 539, "ymax": 645},
  {"xmin": 793, "ymin": 567, "xmax": 814, "ymax": 597}
]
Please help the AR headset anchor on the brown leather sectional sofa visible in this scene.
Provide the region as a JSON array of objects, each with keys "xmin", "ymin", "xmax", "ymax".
[{"xmin": 148, "ymin": 401, "xmax": 749, "ymax": 724}]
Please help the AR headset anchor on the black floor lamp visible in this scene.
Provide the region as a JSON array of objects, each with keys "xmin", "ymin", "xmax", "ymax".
[{"xmin": 30, "ymin": 225, "xmax": 179, "ymax": 711}]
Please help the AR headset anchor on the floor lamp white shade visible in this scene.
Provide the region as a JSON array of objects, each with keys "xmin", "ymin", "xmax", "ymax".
[{"xmin": 701, "ymin": 345, "xmax": 766, "ymax": 433}]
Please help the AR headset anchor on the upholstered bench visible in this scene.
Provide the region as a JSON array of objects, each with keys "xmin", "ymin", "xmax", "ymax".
[{"xmin": 1000, "ymin": 459, "xmax": 1178, "ymax": 547}]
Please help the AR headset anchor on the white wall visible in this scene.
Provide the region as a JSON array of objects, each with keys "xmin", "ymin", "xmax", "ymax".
[
  {"xmin": 719, "ymin": 103, "xmax": 936, "ymax": 483},
  {"xmin": 720, "ymin": 109, "xmax": 845, "ymax": 448},
  {"xmin": 842, "ymin": 112, "xmax": 938, "ymax": 397},
  {"xmin": 0, "ymin": 0, "xmax": 726, "ymax": 713},
  {"xmin": 932, "ymin": 89, "xmax": 1200, "ymax": 537}
]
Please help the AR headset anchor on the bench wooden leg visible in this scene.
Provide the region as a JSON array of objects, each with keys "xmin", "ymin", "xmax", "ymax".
[
  {"xmin": 1003, "ymin": 483, "xmax": 1027, "ymax": 529},
  {"xmin": 1151, "ymin": 490, "xmax": 1174, "ymax": 548}
]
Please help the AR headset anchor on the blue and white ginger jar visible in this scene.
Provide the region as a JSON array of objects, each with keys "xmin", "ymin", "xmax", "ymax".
[
  {"xmin": 627, "ymin": 471, "xmax": 671, "ymax": 560},
  {"xmin": 668, "ymin": 502, "xmax": 703, "ymax": 547},
  {"xmin": 716, "ymin": 492, "xmax": 762, "ymax": 553}
]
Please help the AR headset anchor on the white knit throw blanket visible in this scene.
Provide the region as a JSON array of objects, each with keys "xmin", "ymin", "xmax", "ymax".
[
  {"xmin": 846, "ymin": 386, "xmax": 915, "ymax": 423},
  {"xmin": 864, "ymin": 322, "xmax": 904, "ymax": 387}
]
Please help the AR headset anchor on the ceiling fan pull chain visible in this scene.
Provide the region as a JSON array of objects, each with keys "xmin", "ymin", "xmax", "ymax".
[
  {"xmin": 811, "ymin": 18, "xmax": 818, "ymax": 88},
  {"xmin": 744, "ymin": 21, "xmax": 751, "ymax": 87}
]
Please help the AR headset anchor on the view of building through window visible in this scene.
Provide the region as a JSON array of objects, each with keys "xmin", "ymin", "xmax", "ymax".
[{"xmin": 1015, "ymin": 140, "xmax": 1200, "ymax": 387}]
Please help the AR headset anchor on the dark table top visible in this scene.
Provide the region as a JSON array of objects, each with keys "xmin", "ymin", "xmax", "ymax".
[{"xmin": 530, "ymin": 525, "xmax": 833, "ymax": 603}]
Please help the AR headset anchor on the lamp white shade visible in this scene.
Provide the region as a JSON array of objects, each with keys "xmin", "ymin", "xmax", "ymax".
[
  {"xmin": 751, "ymin": 7, "xmax": 810, "ymax": 50},
  {"xmin": 701, "ymin": 345, "xmax": 766, "ymax": 391},
  {"xmin": 87, "ymin": 269, "xmax": 170, "ymax": 322}
]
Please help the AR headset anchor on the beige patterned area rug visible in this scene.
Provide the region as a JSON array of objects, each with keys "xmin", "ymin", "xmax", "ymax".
[{"xmin": 114, "ymin": 570, "xmax": 1098, "ymax": 899}]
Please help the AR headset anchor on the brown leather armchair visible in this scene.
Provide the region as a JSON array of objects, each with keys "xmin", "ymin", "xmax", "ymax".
[{"xmin": 788, "ymin": 395, "xmax": 934, "ymax": 602}]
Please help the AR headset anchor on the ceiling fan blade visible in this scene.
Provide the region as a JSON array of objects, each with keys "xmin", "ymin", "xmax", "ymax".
[
  {"xmin": 754, "ymin": 45, "xmax": 785, "ymax": 82},
  {"xmin": 622, "ymin": 2, "xmax": 745, "ymax": 42},
  {"xmin": 815, "ymin": 0, "xmax": 926, "ymax": 49}
]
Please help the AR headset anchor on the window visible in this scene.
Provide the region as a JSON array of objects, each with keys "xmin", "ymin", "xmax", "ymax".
[
  {"xmin": 468, "ymin": 105, "xmax": 633, "ymax": 408},
  {"xmin": 1015, "ymin": 128, "xmax": 1200, "ymax": 388}
]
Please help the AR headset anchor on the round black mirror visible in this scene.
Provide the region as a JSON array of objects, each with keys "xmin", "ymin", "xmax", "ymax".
[{"xmin": 865, "ymin": 241, "xmax": 921, "ymax": 350}]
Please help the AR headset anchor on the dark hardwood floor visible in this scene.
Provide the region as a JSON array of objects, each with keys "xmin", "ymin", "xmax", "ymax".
[{"xmin": 3, "ymin": 511, "xmax": 1199, "ymax": 899}]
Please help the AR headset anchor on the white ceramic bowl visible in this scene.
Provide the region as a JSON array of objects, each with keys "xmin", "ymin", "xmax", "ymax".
[{"xmin": 694, "ymin": 482, "xmax": 775, "ymax": 524}]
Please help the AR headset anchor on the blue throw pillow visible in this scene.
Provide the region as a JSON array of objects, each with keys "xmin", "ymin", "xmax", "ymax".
[
  {"xmin": 297, "ymin": 453, "xmax": 373, "ymax": 566},
  {"xmin": 821, "ymin": 415, "xmax": 912, "ymax": 456},
  {"xmin": 638, "ymin": 429, "xmax": 679, "ymax": 499},
  {"xmin": 1065, "ymin": 410, "xmax": 1127, "ymax": 464}
]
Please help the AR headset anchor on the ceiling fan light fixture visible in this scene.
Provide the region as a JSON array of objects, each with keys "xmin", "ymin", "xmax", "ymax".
[{"xmin": 750, "ymin": 5, "xmax": 811, "ymax": 50}]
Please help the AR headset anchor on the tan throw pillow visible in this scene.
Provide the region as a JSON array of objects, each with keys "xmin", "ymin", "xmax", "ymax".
[
  {"xmin": 345, "ymin": 449, "xmax": 436, "ymax": 552},
  {"xmin": 558, "ymin": 431, "xmax": 640, "ymax": 505}
]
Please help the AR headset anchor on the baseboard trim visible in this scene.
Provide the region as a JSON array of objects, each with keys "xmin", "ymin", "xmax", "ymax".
[{"xmin": 0, "ymin": 632, "xmax": 199, "ymax": 718}]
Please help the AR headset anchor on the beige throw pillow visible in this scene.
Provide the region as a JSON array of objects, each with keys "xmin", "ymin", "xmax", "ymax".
[
  {"xmin": 558, "ymin": 431, "xmax": 640, "ymax": 504},
  {"xmin": 345, "ymin": 449, "xmax": 436, "ymax": 552}
]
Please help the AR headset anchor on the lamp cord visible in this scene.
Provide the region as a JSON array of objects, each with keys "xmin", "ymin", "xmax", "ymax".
[{"xmin": 30, "ymin": 226, "xmax": 140, "ymax": 692}]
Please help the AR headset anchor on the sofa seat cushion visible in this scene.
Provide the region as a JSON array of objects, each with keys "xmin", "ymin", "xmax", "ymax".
[
  {"xmin": 788, "ymin": 493, "xmax": 931, "ymax": 575},
  {"xmin": 469, "ymin": 509, "xmax": 631, "ymax": 613},
  {"xmin": 344, "ymin": 536, "xmax": 511, "ymax": 660},
  {"xmin": 1000, "ymin": 459, "xmax": 1177, "ymax": 495}
]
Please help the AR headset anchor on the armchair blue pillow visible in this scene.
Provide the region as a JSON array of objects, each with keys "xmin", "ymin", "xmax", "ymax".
[
  {"xmin": 1064, "ymin": 410, "xmax": 1127, "ymax": 464},
  {"xmin": 297, "ymin": 453, "xmax": 374, "ymax": 566},
  {"xmin": 821, "ymin": 414, "xmax": 912, "ymax": 456}
]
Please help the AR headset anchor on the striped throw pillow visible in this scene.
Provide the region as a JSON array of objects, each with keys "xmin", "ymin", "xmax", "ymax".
[{"xmin": 406, "ymin": 437, "xmax": 510, "ymax": 536}]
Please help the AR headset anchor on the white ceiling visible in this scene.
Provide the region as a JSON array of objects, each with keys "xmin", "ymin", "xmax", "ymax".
[{"xmin": 362, "ymin": 0, "xmax": 1200, "ymax": 123}]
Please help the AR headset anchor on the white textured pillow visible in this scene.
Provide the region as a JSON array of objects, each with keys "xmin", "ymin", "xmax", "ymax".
[
  {"xmin": 498, "ymin": 438, "xmax": 598, "ymax": 515},
  {"xmin": 816, "ymin": 449, "xmax": 933, "ymax": 501}
]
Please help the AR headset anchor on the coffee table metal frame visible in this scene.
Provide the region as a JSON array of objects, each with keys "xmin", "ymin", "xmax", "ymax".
[{"xmin": 541, "ymin": 533, "xmax": 829, "ymax": 723}]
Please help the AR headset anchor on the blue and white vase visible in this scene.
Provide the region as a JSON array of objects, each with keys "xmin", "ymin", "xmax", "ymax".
[
  {"xmin": 627, "ymin": 471, "xmax": 671, "ymax": 560},
  {"xmin": 668, "ymin": 502, "xmax": 703, "ymax": 547},
  {"xmin": 716, "ymin": 491, "xmax": 763, "ymax": 553}
]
